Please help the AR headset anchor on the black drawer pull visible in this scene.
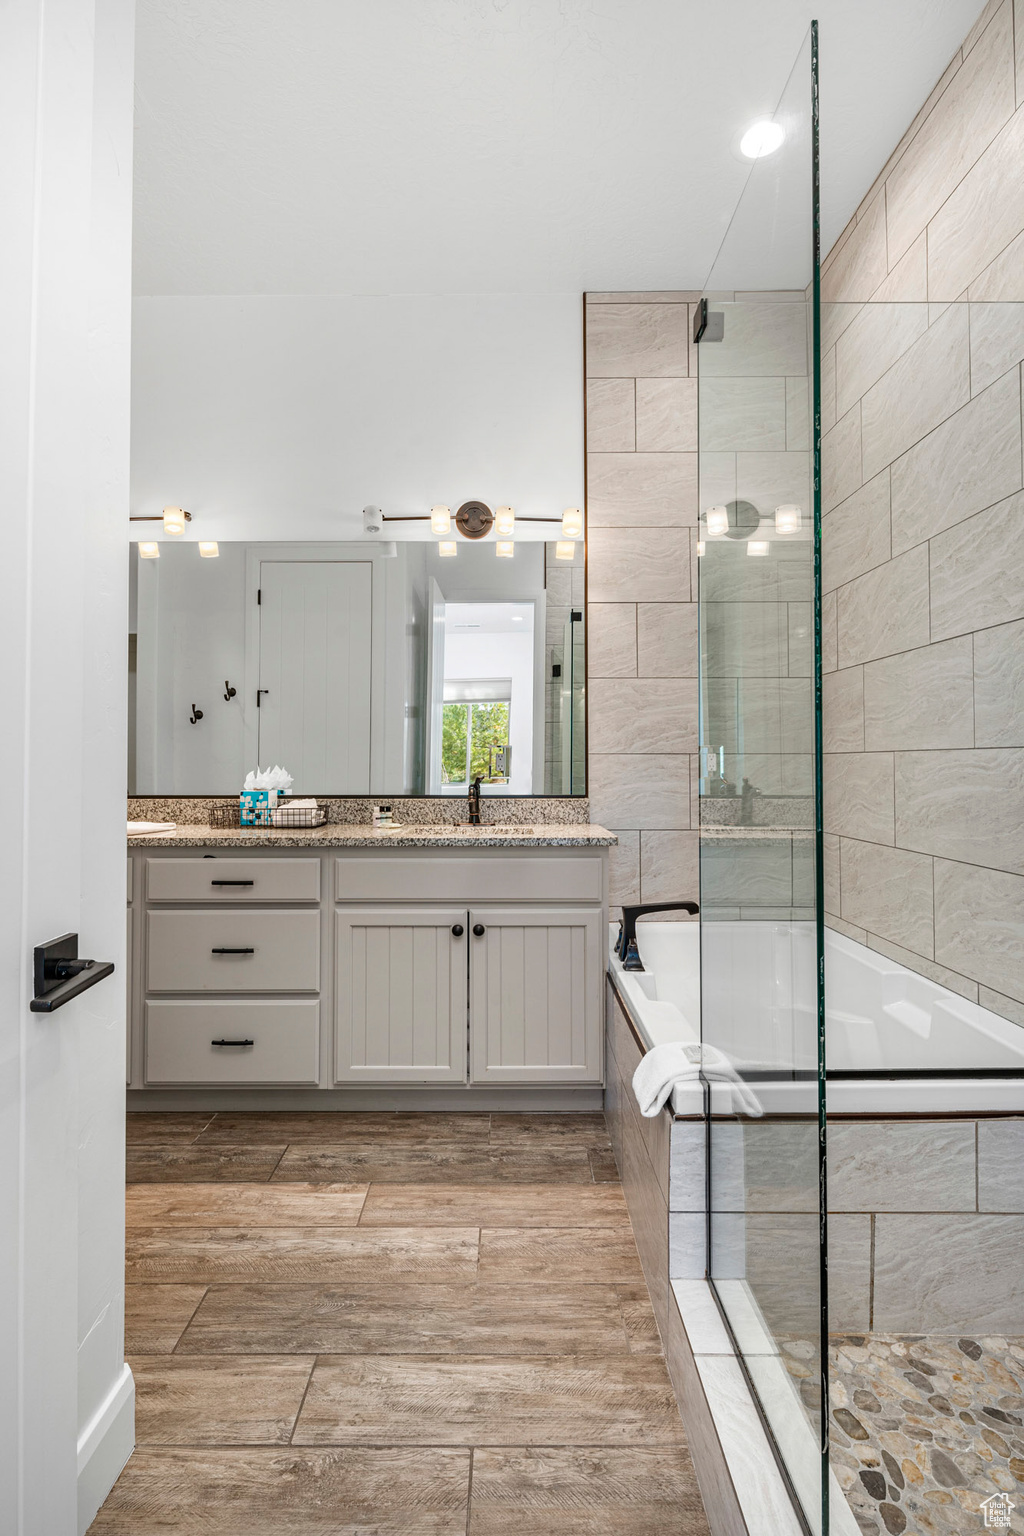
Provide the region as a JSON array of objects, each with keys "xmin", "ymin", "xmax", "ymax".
[
  {"xmin": 211, "ymin": 1038, "xmax": 254, "ymax": 1047},
  {"xmin": 451, "ymin": 924, "xmax": 464, "ymax": 937},
  {"xmin": 211, "ymin": 879, "xmax": 255, "ymax": 886},
  {"xmin": 211, "ymin": 947, "xmax": 255, "ymax": 954},
  {"xmin": 473, "ymin": 923, "xmax": 485, "ymax": 937}
]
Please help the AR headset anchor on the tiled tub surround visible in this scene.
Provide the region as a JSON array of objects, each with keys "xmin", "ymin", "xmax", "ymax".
[
  {"xmin": 584, "ymin": 293, "xmax": 702, "ymax": 919},
  {"xmin": 820, "ymin": 0, "xmax": 1024, "ymax": 1028}
]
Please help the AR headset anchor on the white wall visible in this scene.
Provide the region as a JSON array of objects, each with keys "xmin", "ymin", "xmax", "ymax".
[
  {"xmin": 130, "ymin": 293, "xmax": 584, "ymax": 540},
  {"xmin": 0, "ymin": 0, "xmax": 135, "ymax": 1531}
]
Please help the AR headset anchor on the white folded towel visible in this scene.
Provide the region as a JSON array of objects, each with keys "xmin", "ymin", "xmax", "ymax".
[
  {"xmin": 632, "ymin": 1040, "xmax": 764, "ymax": 1119},
  {"xmin": 127, "ymin": 820, "xmax": 177, "ymax": 835}
]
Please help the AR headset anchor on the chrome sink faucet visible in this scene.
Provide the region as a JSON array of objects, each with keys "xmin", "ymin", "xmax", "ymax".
[{"xmin": 467, "ymin": 775, "xmax": 483, "ymax": 826}]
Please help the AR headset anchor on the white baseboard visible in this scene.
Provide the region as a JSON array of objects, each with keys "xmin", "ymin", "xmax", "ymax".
[{"xmin": 77, "ymin": 1362, "xmax": 135, "ymax": 1536}]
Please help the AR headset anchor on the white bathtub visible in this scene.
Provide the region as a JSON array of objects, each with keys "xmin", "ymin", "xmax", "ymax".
[{"xmin": 609, "ymin": 921, "xmax": 1024, "ymax": 1114}]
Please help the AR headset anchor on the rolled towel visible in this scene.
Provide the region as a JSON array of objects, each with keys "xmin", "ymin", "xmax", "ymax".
[
  {"xmin": 632, "ymin": 1040, "xmax": 763, "ymax": 1119},
  {"xmin": 127, "ymin": 820, "xmax": 177, "ymax": 835}
]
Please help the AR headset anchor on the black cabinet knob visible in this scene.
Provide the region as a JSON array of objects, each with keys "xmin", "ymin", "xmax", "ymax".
[
  {"xmin": 473, "ymin": 923, "xmax": 485, "ymax": 937},
  {"xmin": 451, "ymin": 924, "xmax": 464, "ymax": 937}
]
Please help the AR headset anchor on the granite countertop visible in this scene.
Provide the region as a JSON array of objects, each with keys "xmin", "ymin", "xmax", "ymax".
[{"xmin": 127, "ymin": 821, "xmax": 618, "ymax": 849}]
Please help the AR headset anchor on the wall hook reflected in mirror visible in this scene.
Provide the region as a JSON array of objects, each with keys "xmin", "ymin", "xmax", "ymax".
[
  {"xmin": 189, "ymin": 704, "xmax": 204, "ymax": 724},
  {"xmin": 223, "ymin": 680, "xmax": 237, "ymax": 701}
]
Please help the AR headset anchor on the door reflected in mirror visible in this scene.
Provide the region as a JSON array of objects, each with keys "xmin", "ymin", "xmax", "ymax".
[{"xmin": 128, "ymin": 539, "xmax": 585, "ymax": 797}]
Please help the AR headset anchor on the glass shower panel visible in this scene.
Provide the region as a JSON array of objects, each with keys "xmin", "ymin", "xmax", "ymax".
[{"xmin": 697, "ymin": 25, "xmax": 825, "ymax": 1534}]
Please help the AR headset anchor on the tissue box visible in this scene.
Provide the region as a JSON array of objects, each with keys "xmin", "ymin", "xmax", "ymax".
[{"xmin": 240, "ymin": 789, "xmax": 277, "ymax": 826}]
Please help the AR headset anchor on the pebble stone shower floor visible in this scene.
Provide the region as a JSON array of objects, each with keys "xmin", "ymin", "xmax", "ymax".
[{"xmin": 89, "ymin": 1109, "xmax": 711, "ymax": 1535}]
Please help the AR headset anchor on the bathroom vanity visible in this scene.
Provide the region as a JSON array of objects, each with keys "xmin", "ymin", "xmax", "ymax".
[{"xmin": 126, "ymin": 822, "xmax": 613, "ymax": 1103}]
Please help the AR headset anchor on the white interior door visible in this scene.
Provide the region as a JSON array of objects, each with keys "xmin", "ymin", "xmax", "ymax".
[
  {"xmin": 258, "ymin": 561, "xmax": 372, "ymax": 793},
  {"xmin": 425, "ymin": 579, "xmax": 447, "ymax": 794}
]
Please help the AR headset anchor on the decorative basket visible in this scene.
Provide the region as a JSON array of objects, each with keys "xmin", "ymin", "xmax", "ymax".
[{"xmin": 208, "ymin": 802, "xmax": 329, "ymax": 830}]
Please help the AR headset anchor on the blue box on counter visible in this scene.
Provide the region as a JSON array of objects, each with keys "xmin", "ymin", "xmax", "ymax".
[{"xmin": 240, "ymin": 789, "xmax": 276, "ymax": 826}]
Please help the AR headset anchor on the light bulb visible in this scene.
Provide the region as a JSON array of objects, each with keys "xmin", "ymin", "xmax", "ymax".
[
  {"xmin": 162, "ymin": 505, "xmax": 187, "ymax": 535},
  {"xmin": 430, "ymin": 505, "xmax": 451, "ymax": 535},
  {"xmin": 438, "ymin": 541, "xmax": 457, "ymax": 558},
  {"xmin": 775, "ymin": 504, "xmax": 802, "ymax": 534},
  {"xmin": 706, "ymin": 506, "xmax": 729, "ymax": 536},
  {"xmin": 496, "ymin": 541, "xmax": 514, "ymax": 559},
  {"xmin": 138, "ymin": 542, "xmax": 160, "ymax": 559},
  {"xmin": 561, "ymin": 507, "xmax": 583, "ymax": 539},
  {"xmin": 495, "ymin": 506, "xmax": 515, "ymax": 537},
  {"xmin": 740, "ymin": 119, "xmax": 785, "ymax": 159},
  {"xmin": 555, "ymin": 541, "xmax": 576, "ymax": 560},
  {"xmin": 697, "ymin": 540, "xmax": 706, "ymax": 557},
  {"xmin": 747, "ymin": 540, "xmax": 770, "ymax": 557},
  {"xmin": 198, "ymin": 541, "xmax": 219, "ymax": 558}
]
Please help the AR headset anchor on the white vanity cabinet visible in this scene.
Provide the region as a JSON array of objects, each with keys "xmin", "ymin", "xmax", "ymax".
[{"xmin": 129, "ymin": 837, "xmax": 609, "ymax": 1097}]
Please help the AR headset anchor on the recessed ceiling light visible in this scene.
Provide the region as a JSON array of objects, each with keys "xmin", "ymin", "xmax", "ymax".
[{"xmin": 740, "ymin": 119, "xmax": 785, "ymax": 159}]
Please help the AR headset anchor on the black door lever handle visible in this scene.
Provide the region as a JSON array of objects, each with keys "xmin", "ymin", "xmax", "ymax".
[{"xmin": 32, "ymin": 933, "xmax": 115, "ymax": 1012}]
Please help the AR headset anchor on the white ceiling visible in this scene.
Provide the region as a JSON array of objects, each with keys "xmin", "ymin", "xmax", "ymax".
[{"xmin": 133, "ymin": 0, "xmax": 986, "ymax": 297}]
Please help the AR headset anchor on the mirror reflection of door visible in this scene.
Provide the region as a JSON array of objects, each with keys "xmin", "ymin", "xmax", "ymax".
[
  {"xmin": 257, "ymin": 561, "xmax": 372, "ymax": 794},
  {"xmin": 438, "ymin": 601, "xmax": 534, "ymax": 794}
]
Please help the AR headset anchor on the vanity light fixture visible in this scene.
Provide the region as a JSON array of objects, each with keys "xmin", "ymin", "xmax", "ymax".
[
  {"xmin": 439, "ymin": 541, "xmax": 457, "ymax": 557},
  {"xmin": 198, "ymin": 542, "xmax": 220, "ymax": 558},
  {"xmin": 747, "ymin": 540, "xmax": 770, "ymax": 557},
  {"xmin": 561, "ymin": 507, "xmax": 583, "ymax": 539},
  {"xmin": 740, "ymin": 119, "xmax": 785, "ymax": 159},
  {"xmin": 495, "ymin": 541, "xmax": 515, "ymax": 559},
  {"xmin": 430, "ymin": 505, "xmax": 451, "ymax": 535},
  {"xmin": 706, "ymin": 506, "xmax": 729, "ymax": 536},
  {"xmin": 138, "ymin": 542, "xmax": 160, "ymax": 559},
  {"xmin": 495, "ymin": 506, "xmax": 515, "ymax": 538},
  {"xmin": 775, "ymin": 504, "xmax": 802, "ymax": 534},
  {"xmin": 555, "ymin": 540, "xmax": 576, "ymax": 560},
  {"xmin": 162, "ymin": 505, "xmax": 188, "ymax": 536}
]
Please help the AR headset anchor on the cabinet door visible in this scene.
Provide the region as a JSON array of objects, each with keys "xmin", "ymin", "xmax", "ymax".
[
  {"xmin": 335, "ymin": 907, "xmax": 468, "ymax": 1084},
  {"xmin": 469, "ymin": 906, "xmax": 603, "ymax": 1084}
]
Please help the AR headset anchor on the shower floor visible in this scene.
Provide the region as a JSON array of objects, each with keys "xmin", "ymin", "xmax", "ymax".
[{"xmin": 828, "ymin": 1332, "xmax": 1024, "ymax": 1535}]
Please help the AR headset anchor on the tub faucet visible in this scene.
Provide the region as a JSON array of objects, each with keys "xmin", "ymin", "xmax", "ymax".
[
  {"xmin": 467, "ymin": 775, "xmax": 482, "ymax": 826},
  {"xmin": 616, "ymin": 900, "xmax": 700, "ymax": 972}
]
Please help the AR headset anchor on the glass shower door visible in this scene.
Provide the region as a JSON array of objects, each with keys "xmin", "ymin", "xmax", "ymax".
[{"xmin": 696, "ymin": 24, "xmax": 826, "ymax": 1533}]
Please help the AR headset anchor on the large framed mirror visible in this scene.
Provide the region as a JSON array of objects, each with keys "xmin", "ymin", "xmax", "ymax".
[{"xmin": 128, "ymin": 534, "xmax": 585, "ymax": 797}]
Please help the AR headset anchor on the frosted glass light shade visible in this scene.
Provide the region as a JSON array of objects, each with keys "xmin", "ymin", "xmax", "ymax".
[
  {"xmin": 162, "ymin": 506, "xmax": 187, "ymax": 535},
  {"xmin": 561, "ymin": 507, "xmax": 583, "ymax": 539},
  {"xmin": 747, "ymin": 540, "xmax": 770, "ymax": 557},
  {"xmin": 775, "ymin": 504, "xmax": 802, "ymax": 534},
  {"xmin": 198, "ymin": 542, "xmax": 219, "ymax": 558},
  {"xmin": 438, "ymin": 541, "xmax": 457, "ymax": 557},
  {"xmin": 138, "ymin": 542, "xmax": 160, "ymax": 558},
  {"xmin": 430, "ymin": 505, "xmax": 451, "ymax": 535},
  {"xmin": 555, "ymin": 541, "xmax": 576, "ymax": 560},
  {"xmin": 495, "ymin": 506, "xmax": 515, "ymax": 537},
  {"xmin": 496, "ymin": 541, "xmax": 514, "ymax": 559},
  {"xmin": 706, "ymin": 506, "xmax": 729, "ymax": 536}
]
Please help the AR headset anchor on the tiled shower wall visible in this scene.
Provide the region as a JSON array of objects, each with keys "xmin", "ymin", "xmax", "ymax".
[
  {"xmin": 820, "ymin": 0, "xmax": 1024, "ymax": 1026},
  {"xmin": 584, "ymin": 293, "xmax": 701, "ymax": 914}
]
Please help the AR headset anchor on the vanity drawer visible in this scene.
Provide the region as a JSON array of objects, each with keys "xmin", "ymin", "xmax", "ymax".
[
  {"xmin": 334, "ymin": 855, "xmax": 603, "ymax": 903},
  {"xmin": 145, "ymin": 1000, "xmax": 320, "ymax": 1085},
  {"xmin": 146, "ymin": 910, "xmax": 320, "ymax": 992},
  {"xmin": 146, "ymin": 857, "xmax": 320, "ymax": 903}
]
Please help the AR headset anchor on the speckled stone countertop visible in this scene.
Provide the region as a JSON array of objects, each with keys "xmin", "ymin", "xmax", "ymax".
[{"xmin": 127, "ymin": 822, "xmax": 617, "ymax": 849}]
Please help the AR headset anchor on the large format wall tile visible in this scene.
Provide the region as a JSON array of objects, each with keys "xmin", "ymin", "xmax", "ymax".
[
  {"xmin": 873, "ymin": 1213, "xmax": 1024, "ymax": 1331},
  {"xmin": 639, "ymin": 830, "xmax": 699, "ymax": 905},
  {"xmin": 824, "ymin": 833, "xmax": 840, "ymax": 913},
  {"xmin": 586, "ymin": 303, "xmax": 690, "ymax": 377},
  {"xmin": 822, "ymin": 668, "xmax": 864, "ymax": 753},
  {"xmin": 978, "ymin": 1120, "xmax": 1024, "ymax": 1212},
  {"xmin": 837, "ymin": 544, "xmax": 930, "ymax": 667},
  {"xmin": 700, "ymin": 602, "xmax": 788, "ymax": 677},
  {"xmin": 588, "ymin": 603, "xmax": 637, "ymax": 678},
  {"xmin": 968, "ymin": 301, "xmax": 1024, "ymax": 391},
  {"xmin": 927, "ymin": 102, "xmax": 1024, "ymax": 299},
  {"xmin": 896, "ymin": 747, "xmax": 1024, "ymax": 874},
  {"xmin": 635, "ymin": 378, "xmax": 697, "ymax": 452},
  {"xmin": 822, "ymin": 406, "xmax": 862, "ymax": 513},
  {"xmin": 608, "ymin": 830, "xmax": 641, "ymax": 907},
  {"xmin": 698, "ymin": 378, "xmax": 787, "ymax": 452},
  {"xmin": 588, "ymin": 678, "xmax": 698, "ymax": 755},
  {"xmin": 860, "ymin": 302, "xmax": 971, "ymax": 478},
  {"xmin": 636, "ymin": 603, "xmax": 698, "ymax": 678},
  {"xmin": 930, "ymin": 489, "xmax": 1024, "ymax": 640},
  {"xmin": 866, "ymin": 931, "xmax": 979, "ymax": 1003},
  {"xmin": 587, "ymin": 453, "xmax": 697, "ymax": 527},
  {"xmin": 695, "ymin": 300, "xmax": 808, "ymax": 378},
  {"xmin": 975, "ymin": 617, "xmax": 1024, "ymax": 746},
  {"xmin": 588, "ymin": 754, "xmax": 690, "ymax": 831},
  {"xmin": 934, "ymin": 857, "xmax": 1024, "ymax": 1000},
  {"xmin": 863, "ymin": 637, "xmax": 974, "ymax": 750},
  {"xmin": 821, "ymin": 470, "xmax": 891, "ymax": 596},
  {"xmin": 884, "ymin": 1, "xmax": 1016, "ymax": 265},
  {"xmin": 835, "ymin": 302, "xmax": 929, "ymax": 419},
  {"xmin": 588, "ymin": 528, "xmax": 691, "ymax": 603},
  {"xmin": 827, "ymin": 1122, "xmax": 977, "ymax": 1212},
  {"xmin": 839, "ymin": 839, "xmax": 934, "ymax": 956},
  {"xmin": 586, "ymin": 377, "xmax": 635, "ymax": 451},
  {"xmin": 821, "ymin": 193, "xmax": 888, "ymax": 303},
  {"xmin": 823, "ymin": 752, "xmax": 894, "ymax": 843},
  {"xmin": 969, "ymin": 226, "xmax": 1024, "ymax": 299},
  {"xmin": 890, "ymin": 367, "xmax": 1022, "ymax": 553}
]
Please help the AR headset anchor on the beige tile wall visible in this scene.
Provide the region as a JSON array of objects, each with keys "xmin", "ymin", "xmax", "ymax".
[
  {"xmin": 820, "ymin": 0, "xmax": 1024, "ymax": 1023},
  {"xmin": 585, "ymin": 294, "xmax": 701, "ymax": 914}
]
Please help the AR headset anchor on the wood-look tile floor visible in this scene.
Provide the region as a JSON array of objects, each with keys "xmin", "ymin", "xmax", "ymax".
[{"xmin": 91, "ymin": 1111, "xmax": 711, "ymax": 1535}]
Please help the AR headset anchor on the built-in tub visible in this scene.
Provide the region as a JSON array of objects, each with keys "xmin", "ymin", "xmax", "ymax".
[{"xmin": 609, "ymin": 921, "xmax": 1024, "ymax": 1114}]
